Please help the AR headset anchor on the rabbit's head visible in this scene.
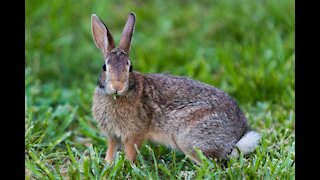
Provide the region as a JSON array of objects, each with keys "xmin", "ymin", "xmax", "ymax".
[{"xmin": 91, "ymin": 13, "xmax": 135, "ymax": 96}]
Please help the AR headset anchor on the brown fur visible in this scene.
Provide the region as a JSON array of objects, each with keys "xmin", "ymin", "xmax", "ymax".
[{"xmin": 91, "ymin": 12, "xmax": 258, "ymax": 164}]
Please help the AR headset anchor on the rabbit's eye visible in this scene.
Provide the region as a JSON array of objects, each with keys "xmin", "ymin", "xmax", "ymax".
[
  {"xmin": 102, "ymin": 64, "xmax": 106, "ymax": 71},
  {"xmin": 129, "ymin": 64, "xmax": 133, "ymax": 72}
]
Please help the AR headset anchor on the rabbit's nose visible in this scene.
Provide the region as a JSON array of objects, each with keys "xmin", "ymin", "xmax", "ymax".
[{"xmin": 111, "ymin": 81, "xmax": 125, "ymax": 92}]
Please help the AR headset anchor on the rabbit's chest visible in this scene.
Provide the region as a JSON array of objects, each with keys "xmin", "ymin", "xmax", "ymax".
[
  {"xmin": 104, "ymin": 106, "xmax": 138, "ymax": 137},
  {"xmin": 94, "ymin": 99, "xmax": 149, "ymax": 140}
]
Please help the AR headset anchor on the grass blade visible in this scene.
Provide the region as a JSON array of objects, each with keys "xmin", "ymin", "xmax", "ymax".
[
  {"xmin": 66, "ymin": 142, "xmax": 78, "ymax": 167},
  {"xmin": 146, "ymin": 145, "xmax": 159, "ymax": 180},
  {"xmin": 83, "ymin": 154, "xmax": 90, "ymax": 180},
  {"xmin": 47, "ymin": 132, "xmax": 72, "ymax": 152},
  {"xmin": 25, "ymin": 160, "xmax": 45, "ymax": 179},
  {"xmin": 28, "ymin": 149, "xmax": 55, "ymax": 180}
]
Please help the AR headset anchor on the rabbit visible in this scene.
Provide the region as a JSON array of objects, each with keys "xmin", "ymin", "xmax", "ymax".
[{"xmin": 91, "ymin": 12, "xmax": 261, "ymax": 165}]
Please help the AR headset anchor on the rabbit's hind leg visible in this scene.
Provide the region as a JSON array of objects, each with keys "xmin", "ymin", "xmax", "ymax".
[
  {"xmin": 175, "ymin": 126, "xmax": 227, "ymax": 164},
  {"xmin": 174, "ymin": 136, "xmax": 202, "ymax": 165}
]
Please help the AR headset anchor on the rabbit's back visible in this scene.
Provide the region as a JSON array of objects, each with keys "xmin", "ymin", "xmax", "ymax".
[{"xmin": 145, "ymin": 73, "xmax": 248, "ymax": 126}]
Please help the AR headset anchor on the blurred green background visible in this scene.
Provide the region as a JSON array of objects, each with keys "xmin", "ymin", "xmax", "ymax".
[
  {"xmin": 26, "ymin": 0, "xmax": 294, "ymax": 107},
  {"xmin": 25, "ymin": 0, "xmax": 294, "ymax": 178}
]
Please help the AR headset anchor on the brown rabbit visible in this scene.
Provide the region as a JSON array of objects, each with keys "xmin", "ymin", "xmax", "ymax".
[{"xmin": 91, "ymin": 12, "xmax": 260, "ymax": 164}]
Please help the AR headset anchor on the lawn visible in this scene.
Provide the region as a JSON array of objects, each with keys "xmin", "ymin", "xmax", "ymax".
[{"xmin": 25, "ymin": 0, "xmax": 295, "ymax": 179}]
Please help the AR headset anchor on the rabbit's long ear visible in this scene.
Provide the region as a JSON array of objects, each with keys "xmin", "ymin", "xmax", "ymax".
[
  {"xmin": 91, "ymin": 14, "xmax": 115, "ymax": 58},
  {"xmin": 119, "ymin": 12, "xmax": 136, "ymax": 54}
]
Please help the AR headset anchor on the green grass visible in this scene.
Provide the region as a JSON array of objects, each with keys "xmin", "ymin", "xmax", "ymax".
[{"xmin": 25, "ymin": 0, "xmax": 295, "ymax": 179}]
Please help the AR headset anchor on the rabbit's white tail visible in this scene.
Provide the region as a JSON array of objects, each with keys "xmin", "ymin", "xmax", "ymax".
[{"xmin": 230, "ymin": 131, "xmax": 261, "ymax": 157}]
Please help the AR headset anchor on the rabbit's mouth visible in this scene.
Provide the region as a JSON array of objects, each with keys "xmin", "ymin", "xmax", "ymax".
[
  {"xmin": 97, "ymin": 86, "xmax": 127, "ymax": 97},
  {"xmin": 112, "ymin": 92, "xmax": 119, "ymax": 100},
  {"xmin": 104, "ymin": 83, "xmax": 129, "ymax": 97}
]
